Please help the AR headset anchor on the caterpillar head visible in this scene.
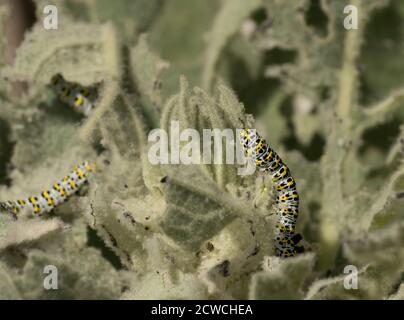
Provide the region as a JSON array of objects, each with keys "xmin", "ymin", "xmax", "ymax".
[
  {"xmin": 239, "ymin": 128, "xmax": 259, "ymax": 149},
  {"xmin": 0, "ymin": 202, "xmax": 8, "ymax": 212},
  {"xmin": 50, "ymin": 73, "xmax": 64, "ymax": 87},
  {"xmin": 0, "ymin": 201, "xmax": 17, "ymax": 216}
]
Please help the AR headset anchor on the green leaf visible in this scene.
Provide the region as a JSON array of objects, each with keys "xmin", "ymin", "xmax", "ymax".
[
  {"xmin": 0, "ymin": 218, "xmax": 64, "ymax": 250},
  {"xmin": 249, "ymin": 254, "xmax": 315, "ymax": 299},
  {"xmin": 0, "ymin": 263, "xmax": 21, "ymax": 299},
  {"xmin": 130, "ymin": 34, "xmax": 169, "ymax": 127},
  {"xmin": 4, "ymin": 21, "xmax": 120, "ymax": 85},
  {"xmin": 13, "ymin": 248, "xmax": 121, "ymax": 299},
  {"xmin": 342, "ymin": 223, "xmax": 404, "ymax": 299},
  {"xmin": 160, "ymin": 77, "xmax": 246, "ymax": 189},
  {"xmin": 158, "ymin": 165, "xmax": 243, "ymax": 251}
]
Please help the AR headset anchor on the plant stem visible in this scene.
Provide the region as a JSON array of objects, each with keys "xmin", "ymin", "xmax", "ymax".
[
  {"xmin": 336, "ymin": 0, "xmax": 361, "ymax": 121},
  {"xmin": 318, "ymin": 0, "xmax": 363, "ymax": 271}
]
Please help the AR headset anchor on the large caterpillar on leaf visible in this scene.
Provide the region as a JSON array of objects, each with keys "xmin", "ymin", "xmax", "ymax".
[
  {"xmin": 0, "ymin": 162, "xmax": 95, "ymax": 218},
  {"xmin": 50, "ymin": 74, "xmax": 98, "ymax": 116},
  {"xmin": 240, "ymin": 129, "xmax": 304, "ymax": 258}
]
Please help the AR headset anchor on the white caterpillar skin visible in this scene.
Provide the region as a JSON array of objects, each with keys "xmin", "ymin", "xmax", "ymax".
[
  {"xmin": 240, "ymin": 129, "xmax": 303, "ymax": 258},
  {"xmin": 0, "ymin": 162, "xmax": 95, "ymax": 217},
  {"xmin": 50, "ymin": 74, "xmax": 97, "ymax": 116}
]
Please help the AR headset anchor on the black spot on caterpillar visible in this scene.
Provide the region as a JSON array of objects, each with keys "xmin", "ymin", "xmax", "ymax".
[
  {"xmin": 0, "ymin": 162, "xmax": 95, "ymax": 218},
  {"xmin": 50, "ymin": 74, "xmax": 98, "ymax": 116},
  {"xmin": 239, "ymin": 129, "xmax": 304, "ymax": 258}
]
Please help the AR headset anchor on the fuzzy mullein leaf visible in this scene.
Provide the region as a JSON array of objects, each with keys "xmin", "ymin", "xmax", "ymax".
[
  {"xmin": 304, "ymin": 266, "xmax": 368, "ymax": 300},
  {"xmin": 130, "ymin": 34, "xmax": 169, "ymax": 106},
  {"xmin": 157, "ymin": 77, "xmax": 259, "ymax": 250},
  {"xmin": 80, "ymin": 80, "xmax": 171, "ymax": 272},
  {"xmin": 389, "ymin": 284, "xmax": 404, "ymax": 300},
  {"xmin": 81, "ymin": 94, "xmax": 157, "ymax": 271},
  {"xmin": 202, "ymin": 0, "xmax": 262, "ymax": 90},
  {"xmin": 82, "ymin": 155, "xmax": 152, "ymax": 271},
  {"xmin": 249, "ymin": 254, "xmax": 315, "ymax": 300},
  {"xmin": 80, "ymin": 166, "xmax": 156, "ymax": 271},
  {"xmin": 99, "ymin": 93, "xmax": 147, "ymax": 160},
  {"xmin": 122, "ymin": 271, "xmax": 209, "ymax": 300},
  {"xmin": 199, "ymin": 210, "xmax": 274, "ymax": 299},
  {"xmin": 4, "ymin": 21, "xmax": 120, "ymax": 85},
  {"xmin": 339, "ymin": 223, "xmax": 404, "ymax": 299},
  {"xmin": 160, "ymin": 76, "xmax": 246, "ymax": 190},
  {"xmin": 121, "ymin": 235, "xmax": 207, "ymax": 299},
  {"xmin": 353, "ymin": 163, "xmax": 404, "ymax": 233},
  {"xmin": 3, "ymin": 19, "xmax": 122, "ymax": 143},
  {"xmin": 386, "ymin": 125, "xmax": 404, "ymax": 166},
  {"xmin": 10, "ymin": 107, "xmax": 96, "ymax": 172},
  {"xmin": 371, "ymin": 200, "xmax": 404, "ymax": 233},
  {"xmin": 0, "ymin": 219, "xmax": 123, "ymax": 299},
  {"xmin": 0, "ymin": 218, "xmax": 64, "ymax": 250},
  {"xmin": 130, "ymin": 34, "xmax": 169, "ymax": 127},
  {"xmin": 10, "ymin": 249, "xmax": 121, "ymax": 299},
  {"xmin": 158, "ymin": 165, "xmax": 246, "ymax": 251},
  {"xmin": 84, "ymin": 34, "xmax": 166, "ymax": 142},
  {"xmin": 0, "ymin": 263, "xmax": 22, "ymax": 299},
  {"xmin": 306, "ymin": 223, "xmax": 404, "ymax": 299}
]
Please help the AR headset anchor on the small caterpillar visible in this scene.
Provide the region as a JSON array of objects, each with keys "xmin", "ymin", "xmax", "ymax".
[
  {"xmin": 0, "ymin": 162, "xmax": 95, "ymax": 218},
  {"xmin": 50, "ymin": 74, "xmax": 98, "ymax": 116},
  {"xmin": 240, "ymin": 129, "xmax": 304, "ymax": 258}
]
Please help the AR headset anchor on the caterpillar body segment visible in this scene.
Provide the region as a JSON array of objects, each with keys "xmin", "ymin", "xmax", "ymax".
[
  {"xmin": 50, "ymin": 74, "xmax": 97, "ymax": 116},
  {"xmin": 0, "ymin": 162, "xmax": 95, "ymax": 217},
  {"xmin": 240, "ymin": 128, "xmax": 304, "ymax": 258}
]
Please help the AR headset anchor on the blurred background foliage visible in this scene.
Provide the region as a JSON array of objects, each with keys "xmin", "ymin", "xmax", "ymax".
[{"xmin": 0, "ymin": 0, "xmax": 404, "ymax": 299}]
